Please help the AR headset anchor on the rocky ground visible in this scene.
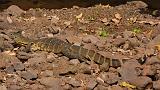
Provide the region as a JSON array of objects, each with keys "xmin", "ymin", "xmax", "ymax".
[{"xmin": 0, "ymin": 1, "xmax": 160, "ymax": 90}]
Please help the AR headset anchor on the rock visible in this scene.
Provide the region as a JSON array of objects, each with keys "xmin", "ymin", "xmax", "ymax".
[
  {"xmin": 47, "ymin": 26, "xmax": 60, "ymax": 34},
  {"xmin": 79, "ymin": 63, "xmax": 91, "ymax": 74},
  {"xmin": 40, "ymin": 70, "xmax": 53, "ymax": 77},
  {"xmin": 94, "ymin": 85, "xmax": 108, "ymax": 90},
  {"xmin": 153, "ymin": 80, "xmax": 160, "ymax": 90},
  {"xmin": 69, "ymin": 59, "xmax": 80, "ymax": 65},
  {"xmin": 128, "ymin": 37, "xmax": 140, "ymax": 47},
  {"xmin": 100, "ymin": 72, "xmax": 120, "ymax": 85},
  {"xmin": 142, "ymin": 65, "xmax": 156, "ymax": 76},
  {"xmin": 63, "ymin": 84, "xmax": 72, "ymax": 90},
  {"xmin": 130, "ymin": 76, "xmax": 152, "ymax": 89},
  {"xmin": 8, "ymin": 85, "xmax": 21, "ymax": 90},
  {"xmin": 82, "ymin": 35, "xmax": 100, "ymax": 44},
  {"xmin": 13, "ymin": 62, "xmax": 25, "ymax": 71},
  {"xmin": 112, "ymin": 37, "xmax": 126, "ymax": 47},
  {"xmin": 145, "ymin": 48, "xmax": 155, "ymax": 56},
  {"xmin": 109, "ymin": 85, "xmax": 123, "ymax": 90},
  {"xmin": 38, "ymin": 77, "xmax": 63, "ymax": 89},
  {"xmin": 0, "ymin": 85, "xmax": 7, "ymax": 90},
  {"xmin": 21, "ymin": 70, "xmax": 38, "ymax": 80},
  {"xmin": 7, "ymin": 5, "xmax": 25, "ymax": 16},
  {"xmin": 147, "ymin": 34, "xmax": 160, "ymax": 48},
  {"xmin": 0, "ymin": 53, "xmax": 20, "ymax": 69},
  {"xmin": 86, "ymin": 80, "xmax": 97, "ymax": 90},
  {"xmin": 123, "ymin": 31, "xmax": 133, "ymax": 39},
  {"xmin": 145, "ymin": 56, "xmax": 160, "ymax": 65},
  {"xmin": 68, "ymin": 78, "xmax": 81, "ymax": 87},
  {"xmin": 5, "ymin": 65, "xmax": 15, "ymax": 73},
  {"xmin": 66, "ymin": 36, "xmax": 82, "ymax": 44},
  {"xmin": 119, "ymin": 60, "xmax": 141, "ymax": 81}
]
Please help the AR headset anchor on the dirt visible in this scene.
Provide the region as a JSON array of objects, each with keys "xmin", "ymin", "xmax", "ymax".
[{"xmin": 0, "ymin": 1, "xmax": 160, "ymax": 90}]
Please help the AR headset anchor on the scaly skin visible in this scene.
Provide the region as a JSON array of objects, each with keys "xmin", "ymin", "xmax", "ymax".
[{"xmin": 11, "ymin": 31, "xmax": 127, "ymax": 67}]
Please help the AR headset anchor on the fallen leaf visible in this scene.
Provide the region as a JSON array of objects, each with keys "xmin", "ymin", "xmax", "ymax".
[{"xmin": 120, "ymin": 82, "xmax": 136, "ymax": 89}]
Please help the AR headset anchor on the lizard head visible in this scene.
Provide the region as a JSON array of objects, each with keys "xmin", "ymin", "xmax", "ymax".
[{"xmin": 10, "ymin": 31, "xmax": 31, "ymax": 46}]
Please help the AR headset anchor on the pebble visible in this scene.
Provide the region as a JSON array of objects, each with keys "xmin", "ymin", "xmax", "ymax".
[
  {"xmin": 68, "ymin": 78, "xmax": 81, "ymax": 87},
  {"xmin": 5, "ymin": 65, "xmax": 15, "ymax": 73},
  {"xmin": 21, "ymin": 70, "xmax": 38, "ymax": 80},
  {"xmin": 86, "ymin": 80, "xmax": 97, "ymax": 90},
  {"xmin": 130, "ymin": 76, "xmax": 152, "ymax": 89},
  {"xmin": 100, "ymin": 72, "xmax": 120, "ymax": 85},
  {"xmin": 69, "ymin": 59, "xmax": 80, "ymax": 65},
  {"xmin": 7, "ymin": 5, "xmax": 25, "ymax": 16},
  {"xmin": 0, "ymin": 85, "xmax": 7, "ymax": 90},
  {"xmin": 123, "ymin": 31, "xmax": 133, "ymax": 39},
  {"xmin": 13, "ymin": 62, "xmax": 25, "ymax": 71},
  {"xmin": 119, "ymin": 60, "xmax": 141, "ymax": 81},
  {"xmin": 40, "ymin": 70, "xmax": 53, "ymax": 77},
  {"xmin": 112, "ymin": 37, "xmax": 126, "ymax": 47},
  {"xmin": 142, "ymin": 65, "xmax": 156, "ymax": 76},
  {"xmin": 38, "ymin": 77, "xmax": 63, "ymax": 89},
  {"xmin": 82, "ymin": 35, "xmax": 100, "ymax": 44},
  {"xmin": 153, "ymin": 80, "xmax": 160, "ymax": 90}
]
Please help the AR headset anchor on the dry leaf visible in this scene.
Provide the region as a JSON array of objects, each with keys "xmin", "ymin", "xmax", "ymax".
[{"xmin": 120, "ymin": 82, "xmax": 136, "ymax": 89}]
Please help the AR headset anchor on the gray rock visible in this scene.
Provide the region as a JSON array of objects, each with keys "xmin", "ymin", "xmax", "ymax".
[
  {"xmin": 0, "ymin": 85, "xmax": 7, "ymax": 90},
  {"xmin": 130, "ymin": 76, "xmax": 152, "ymax": 89},
  {"xmin": 69, "ymin": 59, "xmax": 80, "ymax": 65},
  {"xmin": 86, "ymin": 80, "xmax": 97, "ymax": 90},
  {"xmin": 21, "ymin": 70, "xmax": 37, "ymax": 80},
  {"xmin": 153, "ymin": 80, "xmax": 160, "ymax": 90},
  {"xmin": 68, "ymin": 78, "xmax": 81, "ymax": 87},
  {"xmin": 7, "ymin": 5, "xmax": 25, "ymax": 16},
  {"xmin": 13, "ymin": 62, "xmax": 25, "ymax": 71},
  {"xmin": 38, "ymin": 77, "xmax": 63, "ymax": 89},
  {"xmin": 40, "ymin": 70, "xmax": 53, "ymax": 77},
  {"xmin": 142, "ymin": 65, "xmax": 156, "ymax": 76}
]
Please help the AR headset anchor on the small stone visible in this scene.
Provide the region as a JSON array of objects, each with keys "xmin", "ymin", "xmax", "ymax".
[
  {"xmin": 69, "ymin": 59, "xmax": 80, "ymax": 65},
  {"xmin": 142, "ymin": 65, "xmax": 156, "ymax": 76},
  {"xmin": 7, "ymin": 5, "xmax": 25, "ymax": 16},
  {"xmin": 63, "ymin": 84, "xmax": 72, "ymax": 90},
  {"xmin": 123, "ymin": 31, "xmax": 133, "ymax": 39},
  {"xmin": 0, "ymin": 85, "xmax": 7, "ymax": 90},
  {"xmin": 21, "ymin": 70, "xmax": 37, "ymax": 80},
  {"xmin": 94, "ymin": 85, "xmax": 108, "ymax": 90},
  {"xmin": 86, "ymin": 80, "xmax": 97, "ymax": 90},
  {"xmin": 5, "ymin": 65, "xmax": 15, "ymax": 73},
  {"xmin": 40, "ymin": 70, "xmax": 53, "ymax": 77},
  {"xmin": 101, "ymin": 18, "xmax": 108, "ymax": 23},
  {"xmin": 130, "ymin": 76, "xmax": 152, "ymax": 89},
  {"xmin": 112, "ymin": 37, "xmax": 126, "ymax": 47},
  {"xmin": 119, "ymin": 60, "xmax": 141, "ymax": 81},
  {"xmin": 48, "ymin": 26, "xmax": 60, "ymax": 34},
  {"xmin": 128, "ymin": 37, "xmax": 140, "ymax": 47},
  {"xmin": 39, "ymin": 77, "xmax": 63, "ymax": 89},
  {"xmin": 8, "ymin": 85, "xmax": 21, "ymax": 90},
  {"xmin": 13, "ymin": 62, "xmax": 25, "ymax": 71},
  {"xmin": 145, "ymin": 56, "xmax": 160, "ymax": 65},
  {"xmin": 82, "ymin": 35, "xmax": 99, "ymax": 44},
  {"xmin": 145, "ymin": 48, "xmax": 155, "ymax": 56},
  {"xmin": 115, "ymin": 13, "xmax": 122, "ymax": 20},
  {"xmin": 100, "ymin": 72, "xmax": 120, "ymax": 85},
  {"xmin": 109, "ymin": 85, "xmax": 123, "ymax": 90},
  {"xmin": 153, "ymin": 80, "xmax": 160, "ymax": 90},
  {"xmin": 68, "ymin": 78, "xmax": 81, "ymax": 87}
]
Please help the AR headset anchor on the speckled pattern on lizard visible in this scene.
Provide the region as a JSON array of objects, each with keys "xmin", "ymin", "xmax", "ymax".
[{"xmin": 10, "ymin": 31, "xmax": 128, "ymax": 68}]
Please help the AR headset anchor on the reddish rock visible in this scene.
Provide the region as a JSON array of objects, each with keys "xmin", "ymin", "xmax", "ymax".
[
  {"xmin": 153, "ymin": 80, "xmax": 160, "ymax": 90},
  {"xmin": 130, "ymin": 76, "xmax": 152, "ymax": 89},
  {"xmin": 7, "ymin": 5, "xmax": 25, "ymax": 16},
  {"xmin": 142, "ymin": 65, "xmax": 156, "ymax": 76}
]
